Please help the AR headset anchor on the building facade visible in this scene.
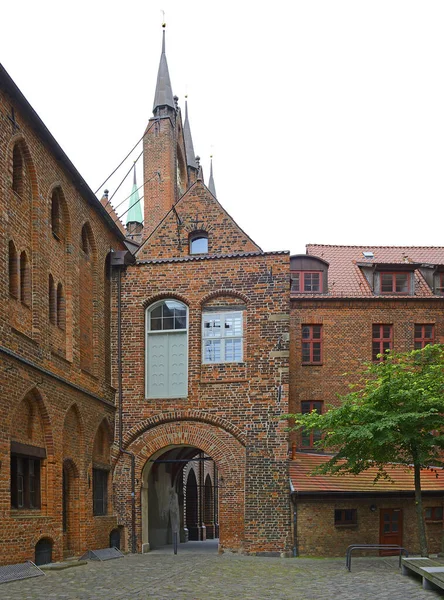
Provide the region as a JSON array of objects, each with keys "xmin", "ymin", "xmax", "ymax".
[{"xmin": 1, "ymin": 30, "xmax": 443, "ymax": 566}]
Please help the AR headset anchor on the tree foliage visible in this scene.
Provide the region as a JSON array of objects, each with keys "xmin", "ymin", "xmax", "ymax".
[{"xmin": 285, "ymin": 344, "xmax": 444, "ymax": 555}]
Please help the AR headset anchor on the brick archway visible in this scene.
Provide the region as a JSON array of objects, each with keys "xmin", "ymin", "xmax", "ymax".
[{"xmin": 117, "ymin": 420, "xmax": 246, "ymax": 553}]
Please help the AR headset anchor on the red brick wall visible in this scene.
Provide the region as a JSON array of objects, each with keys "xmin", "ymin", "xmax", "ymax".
[{"xmin": 0, "ymin": 85, "xmax": 124, "ymax": 565}]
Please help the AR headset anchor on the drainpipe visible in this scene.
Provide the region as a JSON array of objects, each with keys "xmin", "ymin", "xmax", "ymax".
[
  {"xmin": 289, "ymin": 477, "xmax": 298, "ymax": 557},
  {"xmin": 112, "ymin": 251, "xmax": 137, "ymax": 553}
]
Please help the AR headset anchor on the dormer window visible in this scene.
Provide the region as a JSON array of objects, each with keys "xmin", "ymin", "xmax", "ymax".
[
  {"xmin": 189, "ymin": 231, "xmax": 208, "ymax": 254},
  {"xmin": 291, "ymin": 271, "xmax": 322, "ymax": 293},
  {"xmin": 380, "ymin": 272, "xmax": 410, "ymax": 294}
]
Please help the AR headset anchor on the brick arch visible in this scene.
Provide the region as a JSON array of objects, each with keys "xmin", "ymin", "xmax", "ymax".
[
  {"xmin": 142, "ymin": 291, "xmax": 190, "ymax": 309},
  {"xmin": 47, "ymin": 182, "xmax": 72, "ymax": 244},
  {"xmin": 7, "ymin": 132, "xmax": 39, "ymax": 200},
  {"xmin": 9, "ymin": 385, "xmax": 54, "ymax": 457},
  {"xmin": 63, "ymin": 404, "xmax": 84, "ymax": 468},
  {"xmin": 121, "ymin": 419, "xmax": 246, "ymax": 552},
  {"xmin": 122, "ymin": 409, "xmax": 247, "ymax": 449},
  {"xmin": 92, "ymin": 417, "xmax": 114, "ymax": 463},
  {"xmin": 80, "ymin": 221, "xmax": 97, "ymax": 261},
  {"xmin": 200, "ymin": 289, "xmax": 250, "ymax": 306}
]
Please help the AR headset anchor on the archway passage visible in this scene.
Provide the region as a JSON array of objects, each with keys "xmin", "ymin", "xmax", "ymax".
[{"xmin": 144, "ymin": 446, "xmax": 219, "ymax": 550}]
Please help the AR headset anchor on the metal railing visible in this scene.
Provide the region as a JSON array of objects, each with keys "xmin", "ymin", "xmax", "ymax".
[{"xmin": 346, "ymin": 544, "xmax": 408, "ymax": 571}]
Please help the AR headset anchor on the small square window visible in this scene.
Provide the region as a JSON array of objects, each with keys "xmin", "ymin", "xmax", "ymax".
[
  {"xmin": 425, "ymin": 507, "xmax": 443, "ymax": 522},
  {"xmin": 202, "ymin": 311, "xmax": 243, "ymax": 363},
  {"xmin": 301, "ymin": 401, "xmax": 323, "ymax": 448}
]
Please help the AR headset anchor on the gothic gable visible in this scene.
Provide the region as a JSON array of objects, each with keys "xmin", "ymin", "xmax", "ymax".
[{"xmin": 137, "ymin": 181, "xmax": 261, "ymax": 260}]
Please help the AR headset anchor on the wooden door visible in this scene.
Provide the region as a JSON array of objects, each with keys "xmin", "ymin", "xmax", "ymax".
[{"xmin": 379, "ymin": 508, "xmax": 403, "ymax": 554}]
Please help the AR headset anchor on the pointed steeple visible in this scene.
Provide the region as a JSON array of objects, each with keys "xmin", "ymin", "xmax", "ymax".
[
  {"xmin": 183, "ymin": 97, "xmax": 197, "ymax": 169},
  {"xmin": 126, "ymin": 164, "xmax": 143, "ymax": 225},
  {"xmin": 153, "ymin": 25, "xmax": 175, "ymax": 113},
  {"xmin": 208, "ymin": 156, "xmax": 217, "ymax": 198}
]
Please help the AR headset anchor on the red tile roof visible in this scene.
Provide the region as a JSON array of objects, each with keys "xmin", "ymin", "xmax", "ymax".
[
  {"xmin": 290, "ymin": 453, "xmax": 444, "ymax": 494},
  {"xmin": 297, "ymin": 245, "xmax": 444, "ymax": 298}
]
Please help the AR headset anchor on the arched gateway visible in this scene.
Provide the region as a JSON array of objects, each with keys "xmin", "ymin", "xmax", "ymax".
[{"xmin": 114, "ymin": 419, "xmax": 246, "ymax": 553}]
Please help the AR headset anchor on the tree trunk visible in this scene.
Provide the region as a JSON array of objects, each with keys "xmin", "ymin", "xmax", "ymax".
[{"xmin": 413, "ymin": 459, "xmax": 428, "ymax": 557}]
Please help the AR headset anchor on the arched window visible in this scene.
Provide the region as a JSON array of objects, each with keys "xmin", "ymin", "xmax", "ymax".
[
  {"xmin": 81, "ymin": 225, "xmax": 90, "ymax": 255},
  {"xmin": 57, "ymin": 283, "xmax": 65, "ymax": 329},
  {"xmin": 189, "ymin": 231, "xmax": 208, "ymax": 254},
  {"xmin": 51, "ymin": 188, "xmax": 63, "ymax": 240},
  {"xmin": 49, "ymin": 275, "xmax": 56, "ymax": 324},
  {"xmin": 12, "ymin": 144, "xmax": 23, "ymax": 196},
  {"xmin": 146, "ymin": 299, "xmax": 188, "ymax": 398},
  {"xmin": 8, "ymin": 241, "xmax": 18, "ymax": 298},
  {"xmin": 20, "ymin": 251, "xmax": 31, "ymax": 306}
]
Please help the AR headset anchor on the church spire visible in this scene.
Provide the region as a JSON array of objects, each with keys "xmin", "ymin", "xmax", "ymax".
[
  {"xmin": 208, "ymin": 156, "xmax": 217, "ymax": 198},
  {"xmin": 152, "ymin": 25, "xmax": 175, "ymax": 113},
  {"xmin": 183, "ymin": 97, "xmax": 197, "ymax": 169},
  {"xmin": 126, "ymin": 164, "xmax": 143, "ymax": 226}
]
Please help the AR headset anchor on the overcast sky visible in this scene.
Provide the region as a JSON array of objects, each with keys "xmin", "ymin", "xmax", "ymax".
[{"xmin": 1, "ymin": 1, "xmax": 444, "ymax": 254}]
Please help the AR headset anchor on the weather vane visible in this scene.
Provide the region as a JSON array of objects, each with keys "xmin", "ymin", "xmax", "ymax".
[{"xmin": 161, "ymin": 10, "xmax": 166, "ymax": 27}]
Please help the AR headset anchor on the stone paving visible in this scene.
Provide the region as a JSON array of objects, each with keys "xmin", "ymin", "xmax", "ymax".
[{"xmin": 1, "ymin": 542, "xmax": 442, "ymax": 600}]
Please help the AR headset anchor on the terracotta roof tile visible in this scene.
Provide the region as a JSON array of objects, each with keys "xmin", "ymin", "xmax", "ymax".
[
  {"xmin": 297, "ymin": 245, "xmax": 444, "ymax": 298},
  {"xmin": 290, "ymin": 453, "xmax": 444, "ymax": 493}
]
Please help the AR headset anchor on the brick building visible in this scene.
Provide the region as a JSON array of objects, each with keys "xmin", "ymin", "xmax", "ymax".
[{"xmin": 1, "ymin": 28, "xmax": 443, "ymax": 566}]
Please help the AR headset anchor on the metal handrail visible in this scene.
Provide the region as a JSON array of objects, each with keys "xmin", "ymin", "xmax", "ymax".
[{"xmin": 345, "ymin": 544, "xmax": 408, "ymax": 571}]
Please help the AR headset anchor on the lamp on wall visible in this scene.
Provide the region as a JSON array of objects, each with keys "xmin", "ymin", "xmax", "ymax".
[{"xmin": 370, "ymin": 504, "xmax": 377, "ymax": 512}]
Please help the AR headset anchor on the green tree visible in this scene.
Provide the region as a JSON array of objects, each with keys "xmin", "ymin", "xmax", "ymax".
[{"xmin": 285, "ymin": 344, "xmax": 444, "ymax": 556}]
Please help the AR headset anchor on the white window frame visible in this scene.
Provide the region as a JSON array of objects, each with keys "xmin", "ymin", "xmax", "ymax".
[
  {"xmin": 202, "ymin": 310, "xmax": 243, "ymax": 364},
  {"xmin": 145, "ymin": 299, "xmax": 188, "ymax": 398}
]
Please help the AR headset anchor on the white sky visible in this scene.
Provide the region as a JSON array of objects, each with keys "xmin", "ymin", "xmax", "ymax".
[{"xmin": 1, "ymin": 1, "xmax": 444, "ymax": 254}]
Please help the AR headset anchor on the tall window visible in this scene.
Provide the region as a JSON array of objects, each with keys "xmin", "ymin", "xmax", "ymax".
[
  {"xmin": 291, "ymin": 271, "xmax": 322, "ymax": 293},
  {"xmin": 414, "ymin": 324, "xmax": 434, "ymax": 349},
  {"xmin": 8, "ymin": 241, "xmax": 18, "ymax": 298},
  {"xmin": 301, "ymin": 401, "xmax": 323, "ymax": 448},
  {"xmin": 56, "ymin": 283, "xmax": 65, "ymax": 329},
  {"xmin": 93, "ymin": 468, "xmax": 108, "ymax": 516},
  {"xmin": 380, "ymin": 272, "xmax": 410, "ymax": 294},
  {"xmin": 49, "ymin": 275, "xmax": 56, "ymax": 324},
  {"xmin": 372, "ymin": 324, "xmax": 393, "ymax": 361},
  {"xmin": 202, "ymin": 311, "xmax": 243, "ymax": 363},
  {"xmin": 12, "ymin": 144, "xmax": 24, "ymax": 196},
  {"xmin": 146, "ymin": 300, "xmax": 188, "ymax": 398},
  {"xmin": 302, "ymin": 325, "xmax": 322, "ymax": 364},
  {"xmin": 20, "ymin": 251, "xmax": 31, "ymax": 306},
  {"xmin": 11, "ymin": 455, "xmax": 41, "ymax": 509},
  {"xmin": 51, "ymin": 188, "xmax": 63, "ymax": 240}
]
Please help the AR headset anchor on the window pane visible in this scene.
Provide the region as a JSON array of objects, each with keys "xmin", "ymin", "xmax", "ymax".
[
  {"xmin": 302, "ymin": 327, "xmax": 310, "ymax": 339},
  {"xmin": 312, "ymin": 402, "xmax": 322, "ymax": 413},
  {"xmin": 382, "ymin": 326, "xmax": 391, "ymax": 338},
  {"xmin": 301, "ymin": 430, "xmax": 310, "ymax": 446},
  {"xmin": 414, "ymin": 341, "xmax": 422, "ymax": 350},
  {"xmin": 163, "ymin": 316, "xmax": 174, "ymax": 330},
  {"xmin": 190, "ymin": 236, "xmax": 208, "ymax": 254},
  {"xmin": 225, "ymin": 338, "xmax": 242, "ymax": 362},
  {"xmin": 304, "ymin": 273, "xmax": 320, "ymax": 292},
  {"xmin": 302, "ymin": 343, "xmax": 311, "ymax": 362},
  {"xmin": 312, "ymin": 343, "xmax": 321, "ymax": 362},
  {"xmin": 162, "ymin": 303, "xmax": 175, "ymax": 318},
  {"xmin": 425, "ymin": 325, "xmax": 434, "ymax": 339},
  {"xmin": 291, "ymin": 273, "xmax": 300, "ymax": 291},
  {"xmin": 436, "ymin": 507, "xmax": 443, "ymax": 520},
  {"xmin": 414, "ymin": 325, "xmax": 422, "ymax": 338},
  {"xmin": 225, "ymin": 314, "xmax": 242, "ymax": 337},
  {"xmin": 204, "ymin": 340, "xmax": 220, "ymax": 362},
  {"xmin": 150, "ymin": 317, "xmax": 162, "ymax": 331},
  {"xmin": 425, "ymin": 508, "xmax": 432, "ymax": 520},
  {"xmin": 312, "ymin": 326, "xmax": 321, "ymax": 339},
  {"xmin": 151, "ymin": 306, "xmax": 162, "ymax": 319},
  {"xmin": 174, "ymin": 315, "xmax": 187, "ymax": 329},
  {"xmin": 395, "ymin": 273, "xmax": 408, "ymax": 292},
  {"xmin": 381, "ymin": 273, "xmax": 393, "ymax": 292},
  {"xmin": 372, "ymin": 325, "xmax": 380, "ymax": 338},
  {"xmin": 203, "ymin": 316, "xmax": 221, "ymax": 338}
]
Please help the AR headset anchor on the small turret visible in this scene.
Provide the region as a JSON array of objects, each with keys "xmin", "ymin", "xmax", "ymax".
[
  {"xmin": 208, "ymin": 156, "xmax": 217, "ymax": 198},
  {"xmin": 126, "ymin": 164, "xmax": 143, "ymax": 243},
  {"xmin": 152, "ymin": 24, "xmax": 175, "ymax": 115}
]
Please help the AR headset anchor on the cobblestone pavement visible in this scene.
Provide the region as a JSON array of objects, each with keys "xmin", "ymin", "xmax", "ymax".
[{"xmin": 1, "ymin": 544, "xmax": 442, "ymax": 600}]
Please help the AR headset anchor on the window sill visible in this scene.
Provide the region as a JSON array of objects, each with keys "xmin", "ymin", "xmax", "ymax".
[
  {"xmin": 302, "ymin": 363, "xmax": 323, "ymax": 367},
  {"xmin": 334, "ymin": 523, "xmax": 358, "ymax": 529},
  {"xmin": 426, "ymin": 520, "xmax": 443, "ymax": 524},
  {"xmin": 10, "ymin": 510, "xmax": 45, "ymax": 518}
]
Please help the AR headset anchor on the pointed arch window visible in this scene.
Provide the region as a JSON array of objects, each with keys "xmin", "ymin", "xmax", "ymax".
[
  {"xmin": 51, "ymin": 188, "xmax": 64, "ymax": 240},
  {"xmin": 189, "ymin": 231, "xmax": 208, "ymax": 254},
  {"xmin": 146, "ymin": 299, "xmax": 188, "ymax": 398},
  {"xmin": 12, "ymin": 143, "xmax": 24, "ymax": 196}
]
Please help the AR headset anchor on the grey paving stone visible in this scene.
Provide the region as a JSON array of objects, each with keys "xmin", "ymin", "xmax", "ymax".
[{"xmin": 0, "ymin": 550, "xmax": 442, "ymax": 600}]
